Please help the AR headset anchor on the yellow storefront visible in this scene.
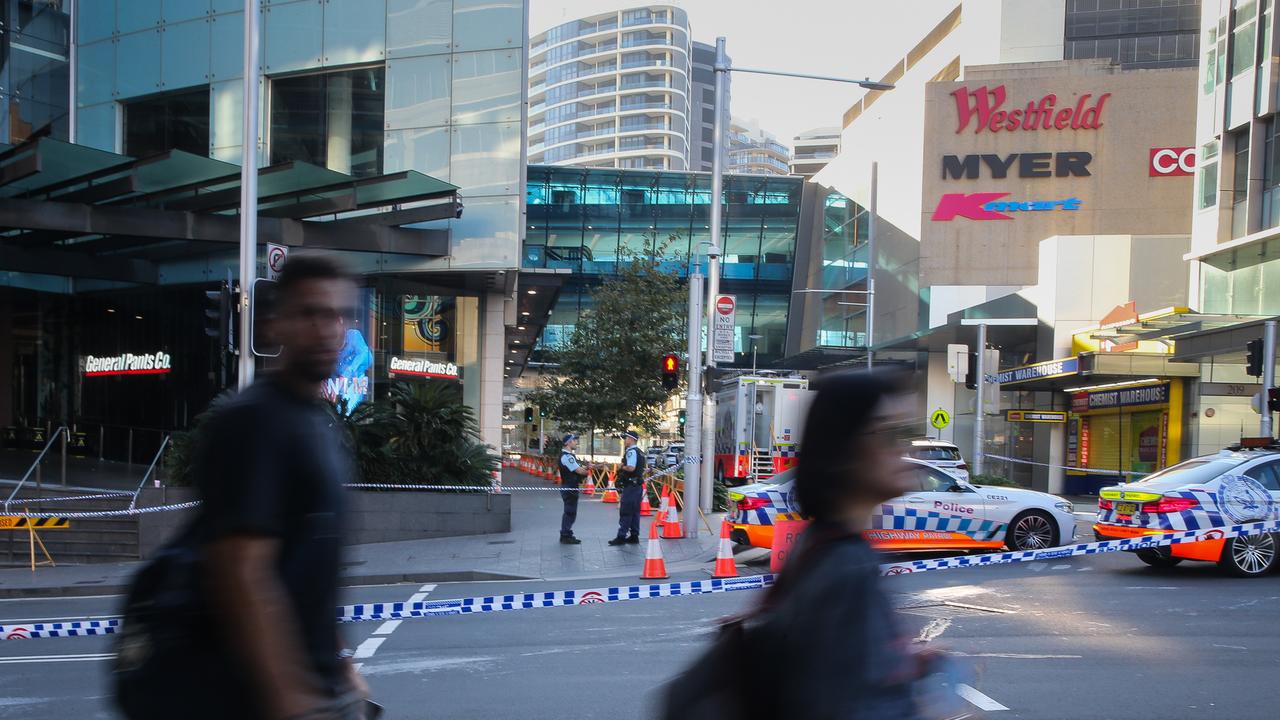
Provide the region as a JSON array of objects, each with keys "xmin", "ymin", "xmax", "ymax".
[{"xmin": 1066, "ymin": 380, "xmax": 1183, "ymax": 485}]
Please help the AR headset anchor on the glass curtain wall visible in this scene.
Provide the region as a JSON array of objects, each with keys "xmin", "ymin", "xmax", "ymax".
[
  {"xmin": 0, "ymin": 0, "xmax": 71, "ymax": 144},
  {"xmin": 816, "ymin": 191, "xmax": 869, "ymax": 348},
  {"xmin": 526, "ymin": 165, "xmax": 801, "ymax": 367}
]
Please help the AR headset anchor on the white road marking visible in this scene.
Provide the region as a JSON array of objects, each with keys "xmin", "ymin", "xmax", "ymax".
[
  {"xmin": 917, "ymin": 585, "xmax": 987, "ymax": 601},
  {"xmin": 1051, "ymin": 564, "xmax": 1071, "ymax": 570},
  {"xmin": 0, "ymin": 594, "xmax": 122, "ymax": 603},
  {"xmin": 351, "ymin": 584, "xmax": 436, "ymax": 666},
  {"xmin": 953, "ymin": 651, "xmax": 1082, "ymax": 659},
  {"xmin": 0, "ymin": 653, "xmax": 113, "ymax": 665},
  {"xmin": 915, "ymin": 617, "xmax": 951, "ymax": 643},
  {"xmin": 1073, "ymin": 511, "xmax": 1096, "ymax": 517},
  {"xmin": 1213, "ymin": 644, "xmax": 1248, "ymax": 650},
  {"xmin": 353, "ymin": 638, "xmax": 386, "ymax": 659},
  {"xmin": 0, "ymin": 613, "xmax": 118, "ymax": 624},
  {"xmin": 957, "ymin": 684, "xmax": 1009, "ymax": 712}
]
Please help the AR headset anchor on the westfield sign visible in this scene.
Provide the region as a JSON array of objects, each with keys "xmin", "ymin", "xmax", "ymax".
[{"xmin": 951, "ymin": 85, "xmax": 1111, "ymax": 134}]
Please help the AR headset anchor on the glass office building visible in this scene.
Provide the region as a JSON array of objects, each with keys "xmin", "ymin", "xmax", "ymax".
[
  {"xmin": 0, "ymin": 0, "xmax": 529, "ymax": 460},
  {"xmin": 524, "ymin": 165, "xmax": 855, "ymax": 370}
]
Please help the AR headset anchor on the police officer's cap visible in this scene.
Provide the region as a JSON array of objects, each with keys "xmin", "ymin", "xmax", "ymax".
[
  {"xmin": 562, "ymin": 433, "xmax": 578, "ymax": 444},
  {"xmin": 621, "ymin": 430, "xmax": 639, "ymax": 440}
]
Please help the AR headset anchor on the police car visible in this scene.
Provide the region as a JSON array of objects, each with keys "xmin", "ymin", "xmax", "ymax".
[
  {"xmin": 906, "ymin": 439, "xmax": 970, "ymax": 482},
  {"xmin": 728, "ymin": 459, "xmax": 1077, "ymax": 552},
  {"xmin": 1094, "ymin": 444, "xmax": 1280, "ymax": 577}
]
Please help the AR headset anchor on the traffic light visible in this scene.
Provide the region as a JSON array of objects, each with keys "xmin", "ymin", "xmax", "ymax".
[
  {"xmin": 1247, "ymin": 339, "xmax": 1264, "ymax": 377},
  {"xmin": 1269, "ymin": 387, "xmax": 1280, "ymax": 414},
  {"xmin": 539, "ymin": 407, "xmax": 547, "ymax": 418},
  {"xmin": 662, "ymin": 353, "xmax": 680, "ymax": 390},
  {"xmin": 678, "ymin": 409, "xmax": 687, "ymax": 438},
  {"xmin": 204, "ymin": 281, "xmax": 230, "ymax": 341},
  {"xmin": 524, "ymin": 407, "xmax": 534, "ymax": 424}
]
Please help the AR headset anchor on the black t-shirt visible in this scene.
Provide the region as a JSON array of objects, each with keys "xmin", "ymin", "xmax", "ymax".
[{"xmin": 193, "ymin": 377, "xmax": 351, "ymax": 694}]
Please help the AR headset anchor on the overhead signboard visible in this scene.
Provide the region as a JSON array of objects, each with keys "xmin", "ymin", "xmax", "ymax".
[
  {"xmin": 712, "ymin": 294, "xmax": 736, "ymax": 364},
  {"xmin": 996, "ymin": 357, "xmax": 1078, "ymax": 385},
  {"xmin": 389, "ymin": 356, "xmax": 461, "ymax": 380},
  {"xmin": 82, "ymin": 352, "xmax": 172, "ymax": 377},
  {"xmin": 1072, "ymin": 383, "xmax": 1171, "ymax": 413},
  {"xmin": 1006, "ymin": 410, "xmax": 1067, "ymax": 423}
]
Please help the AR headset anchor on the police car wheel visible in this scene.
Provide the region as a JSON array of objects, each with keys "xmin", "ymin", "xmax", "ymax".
[
  {"xmin": 1135, "ymin": 549, "xmax": 1183, "ymax": 568},
  {"xmin": 1218, "ymin": 533, "xmax": 1279, "ymax": 578},
  {"xmin": 1006, "ymin": 511, "xmax": 1058, "ymax": 551}
]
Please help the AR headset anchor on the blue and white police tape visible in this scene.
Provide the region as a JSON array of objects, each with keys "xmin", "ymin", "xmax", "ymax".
[
  {"xmin": 984, "ymin": 453, "xmax": 1147, "ymax": 477},
  {"xmin": 1, "ymin": 501, "xmax": 203, "ymax": 520},
  {"xmin": 10, "ymin": 519, "xmax": 1280, "ymax": 641},
  {"xmin": 2, "ymin": 490, "xmax": 136, "ymax": 507},
  {"xmin": 335, "ymin": 575, "xmax": 770, "ymax": 622},
  {"xmin": 877, "ymin": 518, "xmax": 1280, "ymax": 575},
  {"xmin": 1, "ymin": 619, "xmax": 121, "ymax": 640}
]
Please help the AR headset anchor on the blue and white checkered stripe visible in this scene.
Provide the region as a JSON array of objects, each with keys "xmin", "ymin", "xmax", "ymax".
[
  {"xmin": 0, "ymin": 619, "xmax": 121, "ymax": 640},
  {"xmin": 335, "ymin": 575, "xmax": 772, "ymax": 622},
  {"xmin": 1096, "ymin": 489, "xmax": 1269, "ymax": 532},
  {"xmin": 874, "ymin": 504, "xmax": 1007, "ymax": 541}
]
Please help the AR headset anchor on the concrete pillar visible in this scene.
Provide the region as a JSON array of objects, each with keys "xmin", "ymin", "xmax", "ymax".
[
  {"xmin": 478, "ymin": 292, "xmax": 506, "ymax": 451},
  {"xmin": 326, "ymin": 75, "xmax": 353, "ymax": 174}
]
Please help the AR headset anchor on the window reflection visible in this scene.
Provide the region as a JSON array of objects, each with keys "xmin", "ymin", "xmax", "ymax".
[
  {"xmin": 270, "ymin": 67, "xmax": 385, "ymax": 177},
  {"xmin": 124, "ymin": 87, "xmax": 211, "ymax": 158}
]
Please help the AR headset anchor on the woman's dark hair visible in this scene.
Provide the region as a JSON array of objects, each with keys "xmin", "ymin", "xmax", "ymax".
[
  {"xmin": 794, "ymin": 369, "xmax": 906, "ymax": 523},
  {"xmin": 275, "ymin": 252, "xmax": 354, "ymax": 301}
]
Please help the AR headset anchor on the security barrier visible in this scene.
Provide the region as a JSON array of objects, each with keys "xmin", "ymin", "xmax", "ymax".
[{"xmin": 8, "ymin": 518, "xmax": 1280, "ymax": 642}]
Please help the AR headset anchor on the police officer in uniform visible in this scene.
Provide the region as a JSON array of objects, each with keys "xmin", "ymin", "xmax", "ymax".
[
  {"xmin": 559, "ymin": 434, "xmax": 590, "ymax": 544},
  {"xmin": 609, "ymin": 430, "xmax": 646, "ymax": 546}
]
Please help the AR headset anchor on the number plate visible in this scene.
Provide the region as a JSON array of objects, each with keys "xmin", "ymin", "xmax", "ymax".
[{"xmin": 1115, "ymin": 502, "xmax": 1138, "ymax": 516}]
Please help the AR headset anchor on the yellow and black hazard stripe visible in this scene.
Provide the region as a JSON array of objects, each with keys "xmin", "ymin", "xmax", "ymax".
[{"xmin": 0, "ymin": 516, "xmax": 70, "ymax": 530}]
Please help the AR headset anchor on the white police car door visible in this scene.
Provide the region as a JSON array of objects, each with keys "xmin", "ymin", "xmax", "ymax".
[
  {"xmin": 895, "ymin": 464, "xmax": 989, "ymax": 538},
  {"xmin": 1242, "ymin": 459, "xmax": 1280, "ymax": 508}
]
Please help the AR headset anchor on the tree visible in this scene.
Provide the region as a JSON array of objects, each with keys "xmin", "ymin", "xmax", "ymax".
[{"xmin": 534, "ymin": 234, "xmax": 687, "ymax": 440}]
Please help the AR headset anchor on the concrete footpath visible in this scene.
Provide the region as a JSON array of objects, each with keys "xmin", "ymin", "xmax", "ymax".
[{"xmin": 0, "ymin": 470, "xmax": 724, "ymax": 598}]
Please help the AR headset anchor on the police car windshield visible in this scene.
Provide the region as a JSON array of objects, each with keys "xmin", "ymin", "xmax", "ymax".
[
  {"xmin": 910, "ymin": 447, "xmax": 962, "ymax": 462},
  {"xmin": 1133, "ymin": 457, "xmax": 1249, "ymax": 488}
]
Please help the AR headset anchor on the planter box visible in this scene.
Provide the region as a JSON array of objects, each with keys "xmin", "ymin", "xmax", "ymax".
[
  {"xmin": 345, "ymin": 490, "xmax": 511, "ymax": 544},
  {"xmin": 137, "ymin": 487, "xmax": 511, "ymax": 558}
]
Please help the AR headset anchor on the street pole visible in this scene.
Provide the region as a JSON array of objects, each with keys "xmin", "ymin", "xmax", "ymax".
[
  {"xmin": 974, "ymin": 323, "xmax": 987, "ymax": 476},
  {"xmin": 237, "ymin": 0, "xmax": 261, "ymax": 390},
  {"xmin": 684, "ymin": 272, "xmax": 705, "ymax": 539},
  {"xmin": 539, "ymin": 415, "xmax": 545, "ymax": 453},
  {"xmin": 1263, "ymin": 319, "xmax": 1277, "ymax": 438},
  {"xmin": 866, "ymin": 162, "xmax": 877, "ymax": 369},
  {"xmin": 698, "ymin": 36, "xmax": 729, "ymax": 517}
]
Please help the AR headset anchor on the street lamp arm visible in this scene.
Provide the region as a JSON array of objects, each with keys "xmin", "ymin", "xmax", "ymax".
[{"xmin": 727, "ymin": 66, "xmax": 894, "ymax": 90}]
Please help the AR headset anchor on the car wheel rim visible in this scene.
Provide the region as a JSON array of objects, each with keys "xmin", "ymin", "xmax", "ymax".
[
  {"xmin": 1014, "ymin": 515, "xmax": 1053, "ymax": 550},
  {"xmin": 1232, "ymin": 534, "xmax": 1276, "ymax": 574}
]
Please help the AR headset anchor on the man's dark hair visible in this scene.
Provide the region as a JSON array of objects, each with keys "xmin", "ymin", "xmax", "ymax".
[{"xmin": 275, "ymin": 253, "xmax": 354, "ymax": 300}]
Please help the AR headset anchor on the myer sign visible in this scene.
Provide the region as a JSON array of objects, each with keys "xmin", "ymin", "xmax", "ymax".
[
  {"xmin": 83, "ymin": 352, "xmax": 173, "ymax": 377},
  {"xmin": 389, "ymin": 355, "xmax": 460, "ymax": 380}
]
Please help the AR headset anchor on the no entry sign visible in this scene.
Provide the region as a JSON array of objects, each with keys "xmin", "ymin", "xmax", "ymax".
[{"xmin": 712, "ymin": 294, "xmax": 736, "ymax": 364}]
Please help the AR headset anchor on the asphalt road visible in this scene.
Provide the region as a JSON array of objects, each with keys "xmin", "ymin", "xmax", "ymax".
[{"xmin": 4, "ymin": 536, "xmax": 1280, "ymax": 719}]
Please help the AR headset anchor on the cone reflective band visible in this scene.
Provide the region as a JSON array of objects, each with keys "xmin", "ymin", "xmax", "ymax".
[
  {"xmin": 662, "ymin": 499, "xmax": 684, "ymax": 539},
  {"xmin": 640, "ymin": 491, "xmax": 653, "ymax": 516},
  {"xmin": 602, "ymin": 478, "xmax": 619, "ymax": 503}
]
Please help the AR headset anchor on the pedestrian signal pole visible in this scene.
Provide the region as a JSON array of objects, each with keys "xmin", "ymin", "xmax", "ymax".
[
  {"xmin": 237, "ymin": 0, "xmax": 262, "ymax": 390},
  {"xmin": 1264, "ymin": 320, "xmax": 1277, "ymax": 438},
  {"xmin": 683, "ymin": 272, "xmax": 704, "ymax": 539}
]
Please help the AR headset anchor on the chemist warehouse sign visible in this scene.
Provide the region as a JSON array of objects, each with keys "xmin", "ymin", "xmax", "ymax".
[{"xmin": 919, "ymin": 67, "xmax": 1197, "ymax": 288}]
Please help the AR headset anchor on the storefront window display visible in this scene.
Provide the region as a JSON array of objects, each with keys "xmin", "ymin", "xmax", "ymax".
[{"xmin": 1066, "ymin": 381, "xmax": 1183, "ymax": 485}]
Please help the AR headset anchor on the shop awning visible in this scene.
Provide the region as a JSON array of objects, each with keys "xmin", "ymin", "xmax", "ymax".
[
  {"xmin": 1085, "ymin": 308, "xmax": 1266, "ymax": 348},
  {"xmin": 997, "ymin": 352, "xmax": 1201, "ymax": 391},
  {"xmin": 505, "ymin": 269, "xmax": 569, "ymax": 379},
  {"xmin": 0, "ymin": 137, "xmax": 461, "ymax": 284}
]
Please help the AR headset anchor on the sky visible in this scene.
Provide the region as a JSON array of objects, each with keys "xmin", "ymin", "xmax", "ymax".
[{"xmin": 529, "ymin": 0, "xmax": 954, "ymax": 145}]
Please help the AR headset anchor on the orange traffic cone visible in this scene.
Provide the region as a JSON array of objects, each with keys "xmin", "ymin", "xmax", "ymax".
[
  {"xmin": 640, "ymin": 487, "xmax": 653, "ymax": 516},
  {"xmin": 661, "ymin": 496, "xmax": 684, "ymax": 539},
  {"xmin": 583, "ymin": 472, "xmax": 596, "ymax": 496},
  {"xmin": 712, "ymin": 521, "xmax": 738, "ymax": 578},
  {"xmin": 601, "ymin": 477, "xmax": 619, "ymax": 503},
  {"xmin": 641, "ymin": 521, "xmax": 668, "ymax": 579}
]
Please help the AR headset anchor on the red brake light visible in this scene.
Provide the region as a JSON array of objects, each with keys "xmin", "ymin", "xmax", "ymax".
[
  {"xmin": 736, "ymin": 497, "xmax": 769, "ymax": 511},
  {"xmin": 1098, "ymin": 499, "xmax": 1113, "ymax": 510},
  {"xmin": 1140, "ymin": 497, "xmax": 1199, "ymax": 513}
]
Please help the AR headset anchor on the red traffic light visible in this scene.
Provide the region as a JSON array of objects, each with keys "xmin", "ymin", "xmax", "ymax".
[{"xmin": 663, "ymin": 354, "xmax": 679, "ymax": 374}]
